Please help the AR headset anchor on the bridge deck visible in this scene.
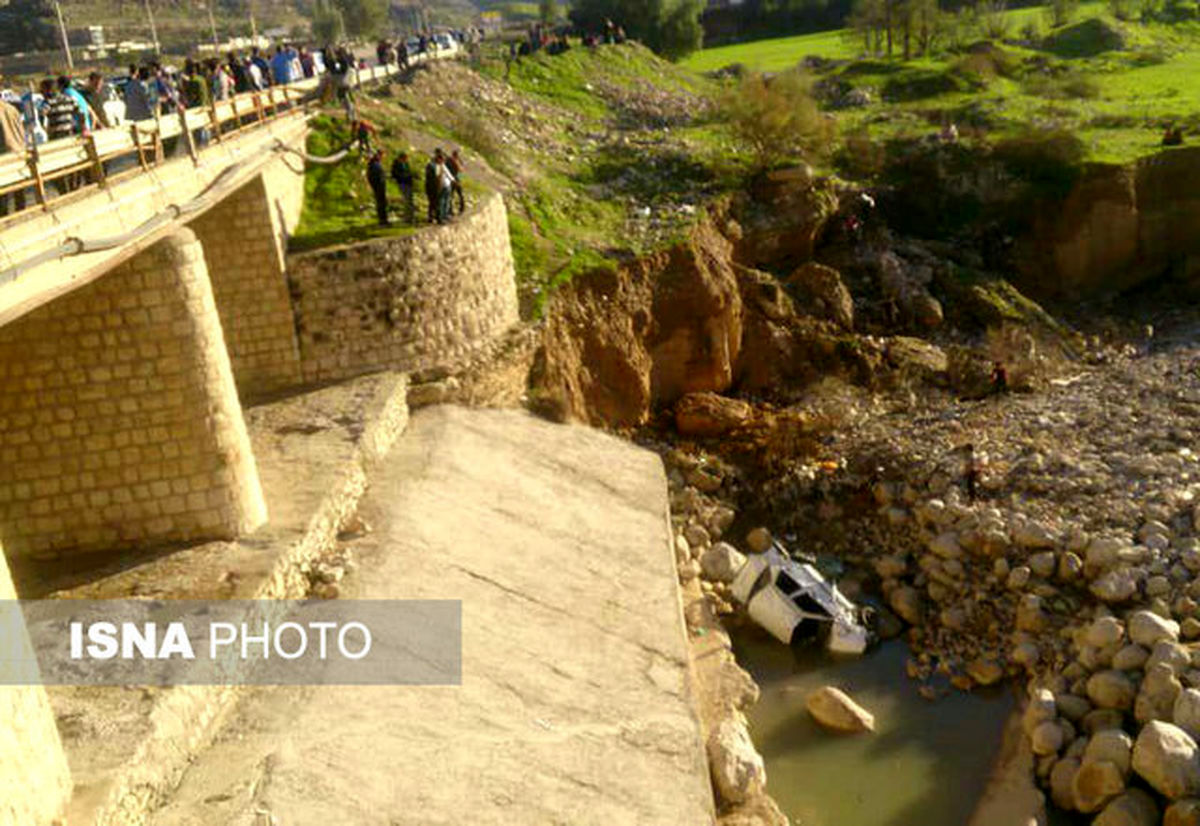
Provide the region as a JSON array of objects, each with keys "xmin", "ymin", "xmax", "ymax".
[{"xmin": 147, "ymin": 405, "xmax": 715, "ymax": 826}]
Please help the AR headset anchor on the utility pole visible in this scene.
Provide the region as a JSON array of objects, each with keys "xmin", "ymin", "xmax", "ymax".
[
  {"xmin": 206, "ymin": 2, "xmax": 219, "ymax": 49},
  {"xmin": 144, "ymin": 0, "xmax": 162, "ymax": 56},
  {"xmin": 248, "ymin": 0, "xmax": 258, "ymax": 46},
  {"xmin": 53, "ymin": 0, "xmax": 74, "ymax": 72}
]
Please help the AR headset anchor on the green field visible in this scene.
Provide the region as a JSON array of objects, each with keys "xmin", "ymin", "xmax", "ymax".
[
  {"xmin": 683, "ymin": 28, "xmax": 856, "ymax": 72},
  {"xmin": 683, "ymin": 6, "xmax": 1200, "ymax": 163},
  {"xmin": 682, "ymin": 2, "xmax": 1108, "ymax": 73}
]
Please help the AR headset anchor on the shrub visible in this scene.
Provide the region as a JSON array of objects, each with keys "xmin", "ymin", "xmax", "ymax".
[
  {"xmin": 1046, "ymin": 0, "xmax": 1080, "ymax": 27},
  {"xmin": 1023, "ymin": 71, "xmax": 1100, "ymax": 99},
  {"xmin": 992, "ymin": 128, "xmax": 1086, "ymax": 199},
  {"xmin": 722, "ymin": 70, "xmax": 835, "ymax": 170},
  {"xmin": 976, "ymin": 0, "xmax": 1012, "ymax": 39},
  {"xmin": 835, "ymin": 130, "xmax": 887, "ymax": 180},
  {"xmin": 1042, "ymin": 16, "xmax": 1128, "ymax": 57},
  {"xmin": 882, "ymin": 68, "xmax": 965, "ymax": 101}
]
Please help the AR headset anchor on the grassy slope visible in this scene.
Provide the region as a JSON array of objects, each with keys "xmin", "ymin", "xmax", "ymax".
[
  {"xmin": 294, "ymin": 18, "xmax": 1199, "ymax": 315},
  {"xmin": 683, "ymin": 29, "xmax": 857, "ymax": 72},
  {"xmin": 682, "ymin": 2, "xmax": 1107, "ymax": 71},
  {"xmin": 292, "ymin": 115, "xmax": 487, "ymax": 253},
  {"xmin": 469, "ymin": 43, "xmax": 741, "ymax": 310},
  {"xmin": 292, "ymin": 44, "xmax": 750, "ymax": 315},
  {"xmin": 686, "ymin": 6, "xmax": 1200, "ymax": 163}
]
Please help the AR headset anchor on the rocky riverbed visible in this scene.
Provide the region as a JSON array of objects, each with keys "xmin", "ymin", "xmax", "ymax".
[{"xmin": 653, "ymin": 309, "xmax": 1200, "ymax": 825}]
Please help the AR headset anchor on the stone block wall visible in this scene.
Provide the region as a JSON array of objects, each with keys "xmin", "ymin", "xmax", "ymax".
[
  {"xmin": 0, "ymin": 229, "xmax": 266, "ymax": 559},
  {"xmin": 0, "ymin": 540, "xmax": 72, "ymax": 825},
  {"xmin": 189, "ymin": 169, "xmax": 304, "ymax": 400},
  {"xmin": 287, "ymin": 193, "xmax": 519, "ymax": 384}
]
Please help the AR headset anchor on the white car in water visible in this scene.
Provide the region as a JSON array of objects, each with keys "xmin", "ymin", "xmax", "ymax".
[{"xmin": 730, "ymin": 543, "xmax": 872, "ymax": 655}]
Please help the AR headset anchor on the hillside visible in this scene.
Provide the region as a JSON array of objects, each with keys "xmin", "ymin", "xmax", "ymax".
[
  {"xmin": 685, "ymin": 4, "xmax": 1200, "ymax": 163},
  {"xmin": 300, "ymin": 41, "xmax": 751, "ymax": 314}
]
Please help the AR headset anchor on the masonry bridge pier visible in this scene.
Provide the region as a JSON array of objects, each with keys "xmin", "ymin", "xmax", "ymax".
[{"xmin": 0, "ymin": 60, "xmax": 530, "ymax": 823}]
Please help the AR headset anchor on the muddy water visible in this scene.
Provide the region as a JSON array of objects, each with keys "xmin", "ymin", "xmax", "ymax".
[{"xmin": 733, "ymin": 634, "xmax": 1017, "ymax": 826}]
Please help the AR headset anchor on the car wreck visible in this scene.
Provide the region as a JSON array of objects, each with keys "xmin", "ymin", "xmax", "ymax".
[{"xmin": 730, "ymin": 543, "xmax": 873, "ymax": 655}]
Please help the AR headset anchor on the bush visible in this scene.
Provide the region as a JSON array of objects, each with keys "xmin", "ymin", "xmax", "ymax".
[
  {"xmin": 1023, "ymin": 71, "xmax": 1100, "ymax": 99},
  {"xmin": 1046, "ymin": 0, "xmax": 1080, "ymax": 27},
  {"xmin": 722, "ymin": 70, "xmax": 835, "ymax": 170},
  {"xmin": 835, "ymin": 130, "xmax": 887, "ymax": 180},
  {"xmin": 882, "ymin": 68, "xmax": 965, "ymax": 101},
  {"xmin": 976, "ymin": 0, "xmax": 1012, "ymax": 39},
  {"xmin": 951, "ymin": 43, "xmax": 1022, "ymax": 87},
  {"xmin": 570, "ymin": 0, "xmax": 705, "ymax": 60},
  {"xmin": 992, "ymin": 128, "xmax": 1086, "ymax": 199},
  {"xmin": 1042, "ymin": 16, "xmax": 1128, "ymax": 56}
]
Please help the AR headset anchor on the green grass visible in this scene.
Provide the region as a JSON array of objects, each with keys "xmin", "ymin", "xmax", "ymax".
[
  {"xmin": 689, "ymin": 10, "xmax": 1200, "ymax": 164},
  {"xmin": 481, "ymin": 40, "xmax": 710, "ymax": 119},
  {"xmin": 290, "ymin": 116, "xmax": 485, "ymax": 253},
  {"xmin": 683, "ymin": 28, "xmax": 856, "ymax": 72},
  {"xmin": 681, "ymin": 1, "xmax": 1111, "ymax": 73}
]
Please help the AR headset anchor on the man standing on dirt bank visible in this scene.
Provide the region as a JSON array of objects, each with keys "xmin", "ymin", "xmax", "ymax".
[
  {"xmin": 367, "ymin": 149, "xmax": 389, "ymax": 227},
  {"xmin": 424, "ymin": 149, "xmax": 442, "ymax": 224},
  {"xmin": 392, "ymin": 150, "xmax": 415, "ymax": 224},
  {"xmin": 447, "ymin": 148, "xmax": 466, "ymax": 215}
]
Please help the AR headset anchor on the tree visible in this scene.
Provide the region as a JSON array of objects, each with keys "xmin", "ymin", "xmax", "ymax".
[
  {"xmin": 539, "ymin": 0, "xmax": 558, "ymax": 24},
  {"xmin": 654, "ymin": 0, "xmax": 705, "ymax": 59},
  {"xmin": 1046, "ymin": 0, "xmax": 1079, "ymax": 26},
  {"xmin": 976, "ymin": 0, "xmax": 1010, "ymax": 38},
  {"xmin": 723, "ymin": 69, "xmax": 834, "ymax": 169},
  {"xmin": 0, "ymin": 0, "xmax": 55, "ymax": 54},
  {"xmin": 312, "ymin": 0, "xmax": 345, "ymax": 43},
  {"xmin": 848, "ymin": 0, "xmax": 887, "ymax": 54},
  {"xmin": 569, "ymin": 0, "xmax": 705, "ymax": 60},
  {"xmin": 333, "ymin": 0, "xmax": 386, "ymax": 38}
]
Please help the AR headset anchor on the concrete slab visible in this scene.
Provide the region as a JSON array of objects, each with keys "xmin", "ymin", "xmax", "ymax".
[{"xmin": 149, "ymin": 405, "xmax": 715, "ymax": 825}]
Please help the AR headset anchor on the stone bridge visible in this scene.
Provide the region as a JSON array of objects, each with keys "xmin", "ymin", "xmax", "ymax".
[{"xmin": 0, "ymin": 58, "xmax": 520, "ymax": 826}]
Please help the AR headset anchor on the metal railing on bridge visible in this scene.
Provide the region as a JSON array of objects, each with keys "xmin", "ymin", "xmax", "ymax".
[{"xmin": 0, "ymin": 52, "xmax": 445, "ymax": 221}]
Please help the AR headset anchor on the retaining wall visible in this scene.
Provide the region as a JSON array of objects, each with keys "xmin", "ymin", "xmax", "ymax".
[{"xmin": 287, "ymin": 193, "xmax": 519, "ymax": 384}]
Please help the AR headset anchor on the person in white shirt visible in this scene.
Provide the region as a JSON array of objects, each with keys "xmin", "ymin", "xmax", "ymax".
[{"xmin": 436, "ymin": 155, "xmax": 456, "ymax": 224}]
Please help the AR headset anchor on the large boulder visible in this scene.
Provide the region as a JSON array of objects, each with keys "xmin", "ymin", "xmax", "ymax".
[
  {"xmin": 1094, "ymin": 789, "xmax": 1160, "ymax": 826},
  {"xmin": 888, "ymin": 586, "xmax": 923, "ymax": 626},
  {"xmin": 1073, "ymin": 760, "xmax": 1127, "ymax": 813},
  {"xmin": 1177, "ymin": 689, "xmax": 1200, "ymax": 741},
  {"xmin": 1051, "ymin": 757, "xmax": 1081, "ymax": 811},
  {"xmin": 700, "ymin": 542, "xmax": 748, "ymax": 584},
  {"xmin": 1133, "ymin": 721, "xmax": 1200, "ymax": 799},
  {"xmin": 1084, "ymin": 730, "xmax": 1135, "ymax": 775},
  {"xmin": 1091, "ymin": 569, "xmax": 1141, "ymax": 604},
  {"xmin": 1087, "ymin": 670, "xmax": 1138, "ymax": 711},
  {"xmin": 884, "ymin": 337, "xmax": 949, "ymax": 384},
  {"xmin": 535, "ymin": 216, "xmax": 743, "ymax": 427},
  {"xmin": 786, "ymin": 262, "xmax": 854, "ymax": 330},
  {"xmin": 1086, "ymin": 616, "xmax": 1127, "ymax": 648},
  {"xmin": 1136, "ymin": 662, "xmax": 1183, "ymax": 725},
  {"xmin": 806, "ymin": 686, "xmax": 875, "ymax": 734},
  {"xmin": 1166, "ymin": 799, "xmax": 1200, "ymax": 826},
  {"xmin": 1129, "ymin": 610, "xmax": 1181, "ymax": 648},
  {"xmin": 674, "ymin": 392, "xmax": 753, "ymax": 438},
  {"xmin": 707, "ymin": 718, "xmax": 767, "ymax": 805},
  {"xmin": 877, "ymin": 251, "xmax": 943, "ymax": 328}
]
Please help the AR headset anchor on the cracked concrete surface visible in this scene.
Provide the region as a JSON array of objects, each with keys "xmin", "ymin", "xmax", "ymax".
[{"xmin": 149, "ymin": 405, "xmax": 714, "ymax": 825}]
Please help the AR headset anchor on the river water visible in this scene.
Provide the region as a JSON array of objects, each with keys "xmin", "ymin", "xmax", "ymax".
[{"xmin": 733, "ymin": 633, "xmax": 1018, "ymax": 826}]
